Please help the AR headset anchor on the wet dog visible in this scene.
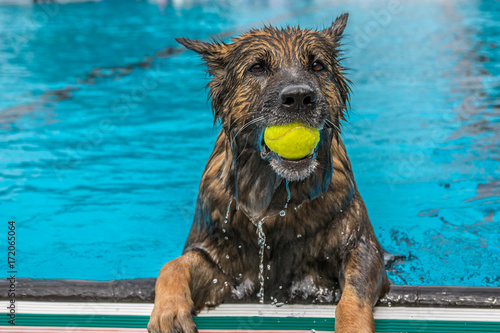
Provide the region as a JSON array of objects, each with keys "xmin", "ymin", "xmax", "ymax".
[{"xmin": 148, "ymin": 14, "xmax": 389, "ymax": 333}]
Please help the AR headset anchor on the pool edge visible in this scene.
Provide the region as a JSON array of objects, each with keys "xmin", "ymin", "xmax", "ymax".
[{"xmin": 0, "ymin": 278, "xmax": 498, "ymax": 308}]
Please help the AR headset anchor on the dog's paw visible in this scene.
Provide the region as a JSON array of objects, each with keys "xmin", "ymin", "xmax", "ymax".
[{"xmin": 148, "ymin": 301, "xmax": 198, "ymax": 333}]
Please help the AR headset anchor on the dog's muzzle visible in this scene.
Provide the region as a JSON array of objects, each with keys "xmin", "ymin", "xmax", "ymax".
[{"xmin": 260, "ymin": 132, "xmax": 319, "ymax": 182}]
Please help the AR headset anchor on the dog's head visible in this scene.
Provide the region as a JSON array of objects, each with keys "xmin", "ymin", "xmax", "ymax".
[{"xmin": 176, "ymin": 14, "xmax": 350, "ymax": 183}]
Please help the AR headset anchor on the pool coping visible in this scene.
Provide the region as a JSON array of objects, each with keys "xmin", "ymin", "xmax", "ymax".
[{"xmin": 1, "ymin": 278, "xmax": 498, "ymax": 308}]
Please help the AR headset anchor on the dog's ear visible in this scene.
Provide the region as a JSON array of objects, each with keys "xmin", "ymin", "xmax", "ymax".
[
  {"xmin": 175, "ymin": 38, "xmax": 226, "ymax": 74},
  {"xmin": 321, "ymin": 13, "xmax": 349, "ymax": 38}
]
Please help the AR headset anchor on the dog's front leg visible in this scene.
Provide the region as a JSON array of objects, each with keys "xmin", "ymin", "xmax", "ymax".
[
  {"xmin": 335, "ymin": 284, "xmax": 375, "ymax": 333},
  {"xmin": 148, "ymin": 250, "xmax": 229, "ymax": 333},
  {"xmin": 335, "ymin": 239, "xmax": 388, "ymax": 333}
]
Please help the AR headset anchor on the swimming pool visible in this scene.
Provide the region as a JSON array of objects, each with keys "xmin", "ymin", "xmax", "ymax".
[{"xmin": 0, "ymin": 0, "xmax": 498, "ymax": 288}]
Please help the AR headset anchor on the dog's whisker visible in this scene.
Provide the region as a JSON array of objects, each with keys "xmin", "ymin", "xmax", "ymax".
[
  {"xmin": 228, "ymin": 112, "xmax": 257, "ymax": 132},
  {"xmin": 231, "ymin": 116, "xmax": 265, "ymax": 147},
  {"xmin": 325, "ymin": 118, "xmax": 342, "ymax": 133}
]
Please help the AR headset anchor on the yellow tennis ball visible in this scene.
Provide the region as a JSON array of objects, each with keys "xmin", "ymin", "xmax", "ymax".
[{"xmin": 264, "ymin": 122, "xmax": 320, "ymax": 160}]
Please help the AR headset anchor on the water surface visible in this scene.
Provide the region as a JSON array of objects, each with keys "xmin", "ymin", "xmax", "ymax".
[{"xmin": 0, "ymin": 0, "xmax": 498, "ymax": 286}]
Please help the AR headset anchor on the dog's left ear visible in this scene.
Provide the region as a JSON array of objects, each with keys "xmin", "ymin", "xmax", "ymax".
[
  {"xmin": 321, "ymin": 13, "xmax": 349, "ymax": 38},
  {"xmin": 175, "ymin": 38, "xmax": 226, "ymax": 74}
]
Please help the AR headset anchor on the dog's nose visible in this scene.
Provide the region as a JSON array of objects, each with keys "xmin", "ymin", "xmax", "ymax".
[{"xmin": 280, "ymin": 85, "xmax": 316, "ymax": 109}]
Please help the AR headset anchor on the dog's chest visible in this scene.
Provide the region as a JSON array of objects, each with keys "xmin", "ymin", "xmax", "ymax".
[
  {"xmin": 229, "ymin": 269, "xmax": 341, "ymax": 304},
  {"xmin": 218, "ymin": 199, "xmax": 343, "ymax": 304},
  {"xmin": 227, "ymin": 223, "xmax": 341, "ymax": 304}
]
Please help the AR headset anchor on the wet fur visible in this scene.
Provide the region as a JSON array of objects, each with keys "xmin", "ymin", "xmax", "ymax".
[{"xmin": 149, "ymin": 14, "xmax": 390, "ymax": 333}]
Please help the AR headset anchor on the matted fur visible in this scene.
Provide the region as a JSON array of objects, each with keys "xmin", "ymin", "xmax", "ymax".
[{"xmin": 149, "ymin": 14, "xmax": 390, "ymax": 333}]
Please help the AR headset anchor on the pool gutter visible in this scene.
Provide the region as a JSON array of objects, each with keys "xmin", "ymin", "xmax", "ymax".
[{"xmin": 0, "ymin": 278, "xmax": 498, "ymax": 308}]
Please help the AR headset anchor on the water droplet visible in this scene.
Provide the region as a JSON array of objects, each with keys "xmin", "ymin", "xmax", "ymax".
[
  {"xmin": 213, "ymin": 279, "xmax": 218, "ymax": 284},
  {"xmin": 224, "ymin": 199, "xmax": 233, "ymax": 224},
  {"xmin": 340, "ymin": 210, "xmax": 343, "ymax": 213},
  {"xmin": 238, "ymin": 273, "xmax": 242, "ymax": 277},
  {"xmin": 341, "ymin": 232, "xmax": 344, "ymax": 235},
  {"xmin": 267, "ymin": 264, "xmax": 271, "ymax": 270},
  {"xmin": 226, "ymin": 255, "xmax": 230, "ymax": 259},
  {"xmin": 279, "ymin": 286, "xmax": 283, "ymax": 289},
  {"xmin": 267, "ymin": 245, "xmax": 270, "ymax": 250},
  {"xmin": 279, "ymin": 210, "xmax": 285, "ymax": 217},
  {"xmin": 225, "ymin": 236, "xmax": 229, "ymax": 240},
  {"xmin": 224, "ymin": 281, "xmax": 228, "ymax": 287},
  {"xmin": 326, "ymin": 256, "xmax": 330, "ymax": 260},
  {"xmin": 222, "ymin": 229, "xmax": 226, "ymax": 233},
  {"xmin": 238, "ymin": 245, "xmax": 242, "ymax": 248},
  {"xmin": 297, "ymin": 234, "xmax": 302, "ymax": 238},
  {"xmin": 376, "ymin": 250, "xmax": 379, "ymax": 253}
]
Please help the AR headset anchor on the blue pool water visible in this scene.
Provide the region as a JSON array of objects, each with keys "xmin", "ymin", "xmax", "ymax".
[{"xmin": 0, "ymin": 0, "xmax": 499, "ymax": 287}]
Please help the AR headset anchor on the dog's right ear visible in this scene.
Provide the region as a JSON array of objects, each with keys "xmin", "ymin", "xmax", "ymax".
[{"xmin": 175, "ymin": 38, "xmax": 226, "ymax": 74}]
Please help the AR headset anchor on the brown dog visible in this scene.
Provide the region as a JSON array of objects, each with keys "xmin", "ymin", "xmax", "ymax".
[{"xmin": 148, "ymin": 13, "xmax": 389, "ymax": 333}]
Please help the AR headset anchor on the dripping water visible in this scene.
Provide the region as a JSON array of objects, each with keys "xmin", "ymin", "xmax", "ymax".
[
  {"xmin": 255, "ymin": 217, "xmax": 267, "ymax": 303},
  {"xmin": 254, "ymin": 180, "xmax": 292, "ymax": 303},
  {"xmin": 222, "ymin": 198, "xmax": 233, "ymax": 237},
  {"xmin": 224, "ymin": 198, "xmax": 233, "ymax": 225},
  {"xmin": 279, "ymin": 180, "xmax": 291, "ymax": 217}
]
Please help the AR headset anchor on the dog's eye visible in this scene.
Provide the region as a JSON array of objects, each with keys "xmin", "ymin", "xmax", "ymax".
[
  {"xmin": 249, "ymin": 64, "xmax": 265, "ymax": 73},
  {"xmin": 311, "ymin": 61, "xmax": 325, "ymax": 72}
]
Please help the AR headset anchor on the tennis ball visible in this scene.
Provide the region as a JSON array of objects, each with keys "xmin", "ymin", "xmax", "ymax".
[{"xmin": 264, "ymin": 122, "xmax": 320, "ymax": 160}]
